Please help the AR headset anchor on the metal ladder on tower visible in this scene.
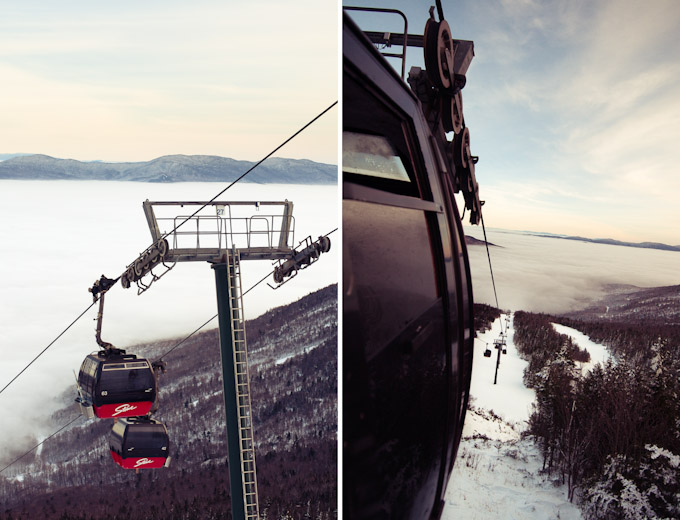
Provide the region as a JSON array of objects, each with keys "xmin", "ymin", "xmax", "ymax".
[{"xmin": 227, "ymin": 250, "xmax": 260, "ymax": 520}]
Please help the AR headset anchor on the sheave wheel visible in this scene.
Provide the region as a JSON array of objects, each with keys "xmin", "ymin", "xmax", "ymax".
[{"xmin": 424, "ymin": 19, "xmax": 454, "ymax": 90}]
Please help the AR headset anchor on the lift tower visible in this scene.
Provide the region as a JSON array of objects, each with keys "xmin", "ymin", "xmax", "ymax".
[{"xmin": 121, "ymin": 200, "xmax": 330, "ymax": 520}]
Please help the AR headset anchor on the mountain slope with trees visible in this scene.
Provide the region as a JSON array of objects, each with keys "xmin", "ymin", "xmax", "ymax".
[
  {"xmin": 0, "ymin": 285, "xmax": 337, "ymax": 520},
  {"xmin": 513, "ymin": 308, "xmax": 680, "ymax": 519}
]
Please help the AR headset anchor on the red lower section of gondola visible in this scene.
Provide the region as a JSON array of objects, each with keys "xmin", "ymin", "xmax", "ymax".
[
  {"xmin": 95, "ymin": 401, "xmax": 154, "ymax": 419},
  {"xmin": 110, "ymin": 451, "xmax": 167, "ymax": 469}
]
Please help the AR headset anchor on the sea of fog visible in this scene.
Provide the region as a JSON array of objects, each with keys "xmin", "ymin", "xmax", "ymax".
[
  {"xmin": 0, "ymin": 180, "xmax": 338, "ymax": 463},
  {"xmin": 4, "ymin": 181, "xmax": 679, "ymax": 466},
  {"xmin": 464, "ymin": 226, "xmax": 680, "ymax": 314}
]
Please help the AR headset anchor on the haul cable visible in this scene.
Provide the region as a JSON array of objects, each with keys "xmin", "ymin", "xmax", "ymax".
[
  {"xmin": 152, "ymin": 102, "xmax": 338, "ymax": 245},
  {"xmin": 154, "ymin": 227, "xmax": 338, "ymax": 361},
  {"xmin": 0, "ymin": 102, "xmax": 337, "ymax": 397},
  {"xmin": 0, "ymin": 301, "xmax": 97, "ymax": 398},
  {"xmin": 0, "ymin": 226, "xmax": 337, "ymax": 475},
  {"xmin": 0, "ymin": 415, "xmax": 83, "ymax": 475},
  {"xmin": 480, "ymin": 212, "xmax": 505, "ymax": 335}
]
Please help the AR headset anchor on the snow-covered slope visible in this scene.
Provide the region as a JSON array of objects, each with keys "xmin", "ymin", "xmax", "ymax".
[
  {"xmin": 551, "ymin": 322, "xmax": 611, "ymax": 375},
  {"xmin": 442, "ymin": 314, "xmax": 584, "ymax": 519},
  {"xmin": 467, "ymin": 314, "xmax": 535, "ymax": 424}
]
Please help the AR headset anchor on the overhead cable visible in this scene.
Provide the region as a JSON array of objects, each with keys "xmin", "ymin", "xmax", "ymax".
[
  {"xmin": 0, "ymin": 101, "xmax": 337, "ymax": 398},
  {"xmin": 153, "ymin": 101, "xmax": 338, "ymax": 246},
  {"xmin": 480, "ymin": 212, "xmax": 505, "ymax": 335},
  {"xmin": 154, "ymin": 227, "xmax": 338, "ymax": 361},
  {"xmin": 0, "ymin": 301, "xmax": 97, "ymax": 397},
  {"xmin": 0, "ymin": 226, "xmax": 338, "ymax": 475},
  {"xmin": 0, "ymin": 415, "xmax": 83, "ymax": 475}
]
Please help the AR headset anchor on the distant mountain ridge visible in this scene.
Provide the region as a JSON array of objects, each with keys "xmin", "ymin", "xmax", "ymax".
[
  {"xmin": 465, "ymin": 235, "xmax": 499, "ymax": 247},
  {"xmin": 0, "ymin": 153, "xmax": 337, "ymax": 184},
  {"xmin": 0, "ymin": 153, "xmax": 32, "ymax": 161},
  {"xmin": 474, "ymin": 228, "xmax": 679, "ymax": 253},
  {"xmin": 562, "ymin": 283, "xmax": 680, "ymax": 326},
  {"xmin": 535, "ymin": 232, "xmax": 680, "ymax": 252}
]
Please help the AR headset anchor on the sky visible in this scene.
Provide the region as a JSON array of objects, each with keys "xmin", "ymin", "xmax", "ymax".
[
  {"xmin": 344, "ymin": 0, "xmax": 680, "ymax": 245},
  {"xmin": 3, "ymin": 1, "xmax": 679, "ymax": 243},
  {"xmin": 0, "ymin": 0, "xmax": 342, "ymax": 468},
  {"xmin": 0, "ymin": 0, "xmax": 338, "ymax": 164}
]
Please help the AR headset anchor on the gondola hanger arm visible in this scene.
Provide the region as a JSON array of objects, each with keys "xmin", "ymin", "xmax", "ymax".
[{"xmin": 88, "ymin": 274, "xmax": 119, "ymax": 350}]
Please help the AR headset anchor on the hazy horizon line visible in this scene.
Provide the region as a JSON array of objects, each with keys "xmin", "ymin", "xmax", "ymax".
[
  {"xmin": 0, "ymin": 152, "xmax": 338, "ymax": 167},
  {"xmin": 466, "ymin": 225, "xmax": 680, "ymax": 251}
]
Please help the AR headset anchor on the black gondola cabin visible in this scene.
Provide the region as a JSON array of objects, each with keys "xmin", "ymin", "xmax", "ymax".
[
  {"xmin": 109, "ymin": 417, "xmax": 170, "ymax": 469},
  {"xmin": 343, "ymin": 6, "xmax": 478, "ymax": 519},
  {"xmin": 77, "ymin": 352, "xmax": 156, "ymax": 419}
]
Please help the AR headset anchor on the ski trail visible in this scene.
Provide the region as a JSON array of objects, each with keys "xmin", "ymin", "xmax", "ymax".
[{"xmin": 442, "ymin": 314, "xmax": 583, "ymax": 520}]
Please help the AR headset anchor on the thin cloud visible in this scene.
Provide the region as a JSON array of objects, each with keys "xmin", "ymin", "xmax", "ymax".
[
  {"xmin": 460, "ymin": 0, "xmax": 680, "ymax": 243},
  {"xmin": 0, "ymin": 0, "xmax": 337, "ymax": 164}
]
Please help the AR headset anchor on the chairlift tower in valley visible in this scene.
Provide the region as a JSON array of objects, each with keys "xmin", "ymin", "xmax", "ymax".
[{"xmin": 121, "ymin": 199, "xmax": 330, "ymax": 520}]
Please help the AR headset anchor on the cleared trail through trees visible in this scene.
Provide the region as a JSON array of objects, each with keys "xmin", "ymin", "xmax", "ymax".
[
  {"xmin": 442, "ymin": 314, "xmax": 583, "ymax": 520},
  {"xmin": 551, "ymin": 322, "xmax": 611, "ymax": 375}
]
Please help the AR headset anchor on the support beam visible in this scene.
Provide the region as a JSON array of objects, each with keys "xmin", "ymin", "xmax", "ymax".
[{"xmin": 213, "ymin": 262, "xmax": 247, "ymax": 520}]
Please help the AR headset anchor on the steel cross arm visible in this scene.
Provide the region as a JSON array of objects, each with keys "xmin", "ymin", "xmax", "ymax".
[
  {"xmin": 142, "ymin": 199, "xmax": 294, "ymax": 243},
  {"xmin": 168, "ymin": 247, "xmax": 293, "ymax": 263},
  {"xmin": 363, "ymin": 31, "xmax": 423, "ymax": 48}
]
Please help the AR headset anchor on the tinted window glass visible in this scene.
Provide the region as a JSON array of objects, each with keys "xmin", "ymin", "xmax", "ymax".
[
  {"xmin": 126, "ymin": 426, "xmax": 168, "ymax": 451},
  {"xmin": 125, "ymin": 362, "xmax": 149, "ymax": 369},
  {"xmin": 344, "ymin": 73, "xmax": 422, "ymax": 198},
  {"xmin": 109, "ymin": 421, "xmax": 126, "ymax": 452},
  {"xmin": 344, "ymin": 200, "xmax": 437, "ymax": 360},
  {"xmin": 79, "ymin": 358, "xmax": 96, "ymax": 395},
  {"xmin": 100, "ymin": 368, "xmax": 155, "ymax": 395},
  {"xmin": 343, "ymin": 131, "xmax": 411, "ymax": 182}
]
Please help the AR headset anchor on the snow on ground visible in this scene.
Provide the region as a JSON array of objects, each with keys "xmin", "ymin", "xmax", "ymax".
[
  {"xmin": 444, "ymin": 423, "xmax": 582, "ymax": 520},
  {"xmin": 274, "ymin": 340, "xmax": 324, "ymax": 365},
  {"xmin": 468, "ymin": 314, "xmax": 535, "ymax": 425},
  {"xmin": 442, "ymin": 314, "xmax": 583, "ymax": 520},
  {"xmin": 551, "ymin": 323, "xmax": 611, "ymax": 375}
]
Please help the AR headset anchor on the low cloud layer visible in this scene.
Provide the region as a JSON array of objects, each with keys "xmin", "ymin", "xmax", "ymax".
[
  {"xmin": 466, "ymin": 227, "xmax": 680, "ymax": 314},
  {"xmin": 0, "ymin": 181, "xmax": 338, "ymax": 467}
]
